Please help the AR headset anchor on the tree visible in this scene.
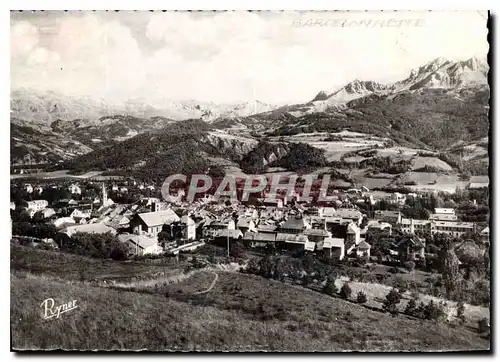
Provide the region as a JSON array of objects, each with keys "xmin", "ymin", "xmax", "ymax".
[
  {"xmin": 259, "ymin": 255, "xmax": 274, "ymax": 278},
  {"xmin": 339, "ymin": 282, "xmax": 352, "ymax": 300},
  {"xmin": 230, "ymin": 242, "xmax": 246, "ymax": 259},
  {"xmin": 403, "ymin": 261, "xmax": 416, "ymax": 272},
  {"xmin": 273, "ymin": 258, "xmax": 285, "ymax": 281},
  {"xmin": 440, "ymin": 240, "xmax": 460, "ymax": 299},
  {"xmin": 301, "ymin": 274, "xmax": 313, "ymax": 287},
  {"xmin": 478, "ymin": 318, "xmax": 490, "ymax": 334},
  {"xmin": 405, "ymin": 298, "xmax": 418, "ymax": 316},
  {"xmin": 456, "ymin": 301, "xmax": 466, "ymax": 324},
  {"xmin": 323, "ymin": 274, "xmax": 338, "ymax": 296},
  {"xmin": 356, "ymin": 291, "xmax": 368, "ymax": 304},
  {"xmin": 483, "ymin": 247, "xmax": 490, "ymax": 279},
  {"xmin": 360, "ymin": 217, "xmax": 368, "ymax": 229},
  {"xmin": 423, "ymin": 300, "xmax": 445, "ymax": 321},
  {"xmin": 383, "ymin": 288, "xmax": 402, "ymax": 315}
]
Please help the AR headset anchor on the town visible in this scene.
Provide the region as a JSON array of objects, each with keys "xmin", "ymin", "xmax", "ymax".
[
  {"xmin": 9, "ymin": 9, "xmax": 491, "ymax": 353},
  {"xmin": 10, "ymin": 175, "xmax": 490, "ymax": 290}
]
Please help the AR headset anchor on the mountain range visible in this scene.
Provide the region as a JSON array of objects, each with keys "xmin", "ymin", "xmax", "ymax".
[{"xmin": 10, "ymin": 56, "xmax": 489, "ymax": 181}]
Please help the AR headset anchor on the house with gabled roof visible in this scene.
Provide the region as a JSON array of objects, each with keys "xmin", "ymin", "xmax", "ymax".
[
  {"xmin": 131, "ymin": 209, "xmax": 181, "ymax": 236},
  {"xmin": 334, "ymin": 208, "xmax": 363, "ymax": 225},
  {"xmin": 374, "ymin": 210, "xmax": 402, "ymax": 224},
  {"xmin": 356, "ymin": 240, "xmax": 372, "ymax": 258},
  {"xmin": 236, "ymin": 217, "xmax": 257, "ymax": 233},
  {"xmin": 392, "ymin": 235, "xmax": 425, "ymax": 260},
  {"xmin": 279, "ymin": 215, "xmax": 311, "ymax": 234},
  {"xmin": 317, "ymin": 237, "xmax": 345, "ymax": 260},
  {"xmin": 243, "ymin": 231, "xmax": 277, "ymax": 248},
  {"xmin": 276, "ymin": 233, "xmax": 315, "ymax": 252},
  {"xmin": 304, "ymin": 228, "xmax": 331, "ymax": 244},
  {"xmin": 118, "ymin": 233, "xmax": 161, "ymax": 256}
]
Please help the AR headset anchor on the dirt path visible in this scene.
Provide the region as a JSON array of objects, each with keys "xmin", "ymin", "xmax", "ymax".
[{"xmin": 193, "ymin": 271, "xmax": 219, "ymax": 295}]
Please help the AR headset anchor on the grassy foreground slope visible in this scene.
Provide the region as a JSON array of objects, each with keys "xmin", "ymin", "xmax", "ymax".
[{"xmin": 11, "ymin": 267, "xmax": 489, "ymax": 350}]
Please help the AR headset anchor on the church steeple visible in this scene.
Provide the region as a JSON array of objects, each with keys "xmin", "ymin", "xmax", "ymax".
[{"xmin": 102, "ymin": 183, "xmax": 108, "ymax": 205}]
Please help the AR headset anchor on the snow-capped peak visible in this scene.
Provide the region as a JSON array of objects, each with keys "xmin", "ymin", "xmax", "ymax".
[{"xmin": 400, "ymin": 57, "xmax": 488, "ymax": 90}]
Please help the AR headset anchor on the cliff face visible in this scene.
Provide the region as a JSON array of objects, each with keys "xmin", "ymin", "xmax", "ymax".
[{"xmin": 204, "ymin": 131, "xmax": 259, "ymax": 160}]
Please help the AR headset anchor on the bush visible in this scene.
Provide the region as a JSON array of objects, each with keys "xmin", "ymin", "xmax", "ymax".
[
  {"xmin": 207, "ymin": 255, "xmax": 216, "ymax": 264},
  {"xmin": 230, "ymin": 242, "xmax": 247, "ymax": 259},
  {"xmin": 339, "ymin": 282, "xmax": 352, "ymax": 300},
  {"xmin": 323, "ymin": 275, "xmax": 338, "ymax": 296},
  {"xmin": 423, "ymin": 300, "xmax": 445, "ymax": 321},
  {"xmin": 478, "ymin": 318, "xmax": 490, "ymax": 333},
  {"xmin": 403, "ymin": 261, "xmax": 416, "ymax": 272},
  {"xmin": 393, "ymin": 276, "xmax": 409, "ymax": 294},
  {"xmin": 383, "ymin": 288, "xmax": 402, "ymax": 315},
  {"xmin": 356, "ymin": 291, "xmax": 367, "ymax": 304},
  {"xmin": 405, "ymin": 298, "xmax": 418, "ymax": 316},
  {"xmin": 456, "ymin": 301, "xmax": 466, "ymax": 324}
]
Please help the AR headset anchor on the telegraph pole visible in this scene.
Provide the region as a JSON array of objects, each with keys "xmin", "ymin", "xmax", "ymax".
[{"xmin": 227, "ymin": 224, "xmax": 230, "ymax": 258}]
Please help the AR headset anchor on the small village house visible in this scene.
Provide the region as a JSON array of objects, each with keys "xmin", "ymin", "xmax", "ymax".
[
  {"xmin": 131, "ymin": 209, "xmax": 181, "ymax": 236},
  {"xmin": 118, "ymin": 233, "xmax": 161, "ymax": 256}
]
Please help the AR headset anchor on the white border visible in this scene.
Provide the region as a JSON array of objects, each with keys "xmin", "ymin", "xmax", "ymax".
[{"xmin": 3, "ymin": 1, "xmax": 497, "ymax": 361}]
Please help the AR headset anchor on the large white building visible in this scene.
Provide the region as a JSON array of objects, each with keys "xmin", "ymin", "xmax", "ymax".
[
  {"xmin": 430, "ymin": 221, "xmax": 475, "ymax": 238},
  {"xmin": 400, "ymin": 217, "xmax": 475, "ymax": 238},
  {"xmin": 26, "ymin": 200, "xmax": 49, "ymax": 212}
]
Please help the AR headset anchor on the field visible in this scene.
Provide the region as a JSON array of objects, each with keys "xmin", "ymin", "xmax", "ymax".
[
  {"xmin": 11, "ymin": 246, "xmax": 490, "ymax": 351},
  {"xmin": 10, "ymin": 244, "xmax": 186, "ymax": 282},
  {"xmin": 400, "ymin": 172, "xmax": 469, "ymax": 193}
]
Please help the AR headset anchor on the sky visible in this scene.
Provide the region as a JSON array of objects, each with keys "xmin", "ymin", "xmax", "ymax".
[{"xmin": 10, "ymin": 10, "xmax": 489, "ymax": 105}]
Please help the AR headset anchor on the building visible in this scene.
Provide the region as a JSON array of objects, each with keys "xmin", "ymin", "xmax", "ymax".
[
  {"xmin": 365, "ymin": 220, "xmax": 392, "ymax": 235},
  {"xmin": 467, "ymin": 176, "xmax": 489, "ymax": 189},
  {"xmin": 374, "ymin": 210, "xmax": 402, "ymax": 224},
  {"xmin": 132, "ymin": 209, "xmax": 181, "ymax": 236},
  {"xmin": 393, "ymin": 235, "xmax": 425, "ymax": 261},
  {"xmin": 243, "ymin": 231, "xmax": 277, "ymax": 248},
  {"xmin": 356, "ymin": 241, "xmax": 372, "ymax": 258},
  {"xmin": 304, "ymin": 228, "xmax": 331, "ymax": 244},
  {"xmin": 319, "ymin": 207, "xmax": 336, "ymax": 218},
  {"xmin": 346, "ymin": 222, "xmax": 361, "ymax": 246},
  {"xmin": 70, "ymin": 208, "xmax": 92, "ymax": 221},
  {"xmin": 165, "ymin": 241, "xmax": 205, "ymax": 255},
  {"xmin": 316, "ymin": 237, "xmax": 345, "ymax": 260},
  {"xmin": 480, "ymin": 226, "xmax": 490, "ymax": 243},
  {"xmin": 389, "ymin": 192, "xmax": 406, "ymax": 205},
  {"xmin": 280, "ymin": 216, "xmax": 311, "ymax": 234},
  {"xmin": 262, "ymin": 198, "xmax": 284, "ymax": 208},
  {"xmin": 400, "ymin": 218, "xmax": 432, "ymax": 234},
  {"xmin": 430, "ymin": 220, "xmax": 474, "ymax": 238},
  {"xmin": 68, "ymin": 184, "xmax": 82, "ymax": 195},
  {"xmin": 212, "ymin": 229, "xmax": 243, "ymax": 246},
  {"xmin": 10, "ymin": 202, "xmax": 15, "ymax": 210},
  {"xmin": 276, "ymin": 233, "xmax": 315, "ymax": 251},
  {"xmin": 334, "ymin": 209, "xmax": 363, "ymax": 226},
  {"xmin": 434, "ymin": 208, "xmax": 456, "ymax": 215},
  {"xmin": 26, "ymin": 200, "xmax": 49, "ymax": 212},
  {"xmin": 35, "ymin": 208, "xmax": 56, "ymax": 219},
  {"xmin": 236, "ymin": 217, "xmax": 257, "ymax": 233},
  {"xmin": 64, "ymin": 223, "xmax": 117, "ymax": 237},
  {"xmin": 53, "ymin": 217, "xmax": 76, "ymax": 229},
  {"xmin": 203, "ymin": 219, "xmax": 236, "ymax": 238},
  {"xmin": 118, "ymin": 233, "xmax": 161, "ymax": 256},
  {"xmin": 429, "ymin": 213, "xmax": 458, "ymax": 221},
  {"xmin": 180, "ymin": 215, "xmax": 196, "ymax": 240}
]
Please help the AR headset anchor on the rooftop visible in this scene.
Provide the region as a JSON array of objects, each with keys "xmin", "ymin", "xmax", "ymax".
[
  {"xmin": 138, "ymin": 209, "xmax": 180, "ymax": 227},
  {"xmin": 118, "ymin": 233, "xmax": 158, "ymax": 249}
]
